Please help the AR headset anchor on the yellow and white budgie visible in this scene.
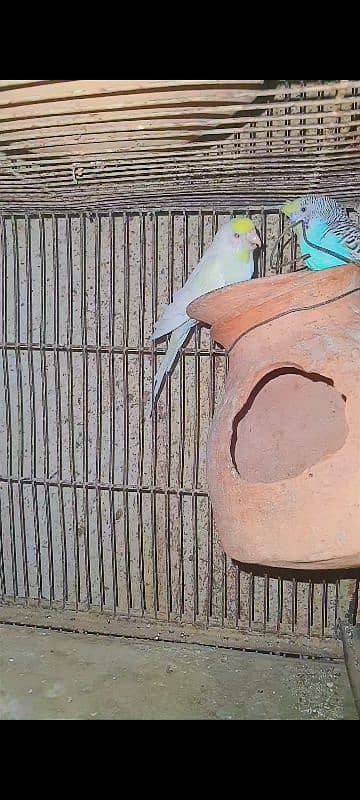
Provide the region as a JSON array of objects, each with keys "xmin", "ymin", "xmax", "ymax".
[{"xmin": 151, "ymin": 217, "xmax": 261, "ymax": 410}]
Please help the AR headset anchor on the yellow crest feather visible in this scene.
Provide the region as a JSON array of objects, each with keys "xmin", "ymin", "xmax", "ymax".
[{"xmin": 230, "ymin": 218, "xmax": 254, "ymax": 234}]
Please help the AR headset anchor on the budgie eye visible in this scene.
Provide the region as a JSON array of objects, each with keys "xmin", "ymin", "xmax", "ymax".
[
  {"xmin": 234, "ymin": 233, "xmax": 241, "ymax": 239},
  {"xmin": 301, "ymin": 206, "xmax": 306, "ymax": 213}
]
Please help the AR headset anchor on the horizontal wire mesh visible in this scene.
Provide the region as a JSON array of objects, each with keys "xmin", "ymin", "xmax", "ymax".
[
  {"xmin": 0, "ymin": 80, "xmax": 359, "ymax": 210},
  {"xmin": 0, "ymin": 209, "xmax": 359, "ymax": 645}
]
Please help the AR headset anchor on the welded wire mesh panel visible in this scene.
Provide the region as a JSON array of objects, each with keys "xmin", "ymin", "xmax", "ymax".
[
  {"xmin": 0, "ymin": 80, "xmax": 359, "ymax": 210},
  {"xmin": 0, "ymin": 209, "xmax": 358, "ymax": 650}
]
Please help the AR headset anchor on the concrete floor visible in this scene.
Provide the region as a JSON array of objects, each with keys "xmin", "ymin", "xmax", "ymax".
[{"xmin": 0, "ymin": 624, "xmax": 357, "ymax": 720}]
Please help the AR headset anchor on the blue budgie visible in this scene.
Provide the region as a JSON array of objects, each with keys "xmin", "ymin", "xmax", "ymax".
[
  {"xmin": 282, "ymin": 195, "xmax": 360, "ymax": 271},
  {"xmin": 151, "ymin": 217, "xmax": 261, "ymax": 410}
]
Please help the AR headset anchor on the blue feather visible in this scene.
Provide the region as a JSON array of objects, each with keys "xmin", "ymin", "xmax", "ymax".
[{"xmin": 299, "ymin": 219, "xmax": 354, "ymax": 271}]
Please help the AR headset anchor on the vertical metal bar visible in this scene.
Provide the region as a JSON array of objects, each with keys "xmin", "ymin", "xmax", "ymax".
[
  {"xmin": 108, "ymin": 212, "xmax": 118, "ymax": 613},
  {"xmin": 292, "ymin": 578, "xmax": 298, "ymax": 633},
  {"xmin": 25, "ymin": 216, "xmax": 42, "ymax": 601},
  {"xmin": 164, "ymin": 210, "xmax": 174, "ymax": 619},
  {"xmin": 177, "ymin": 210, "xmax": 187, "ymax": 618},
  {"xmin": 266, "ymin": 99, "xmax": 273, "ymax": 156},
  {"xmin": 207, "ymin": 210, "xmax": 217, "ymax": 624},
  {"xmin": 1, "ymin": 216, "xmax": 18, "ymax": 597},
  {"xmin": 39, "ymin": 215, "xmax": 55, "ymax": 603},
  {"xmin": 335, "ymin": 579, "xmax": 340, "ymax": 625},
  {"xmin": 95, "ymin": 213, "xmax": 105, "ymax": 611},
  {"xmin": 317, "ymin": 86, "xmax": 325, "ymax": 152},
  {"xmin": 151, "ymin": 212, "xmax": 159, "ymax": 616},
  {"xmin": 264, "ymin": 574, "xmax": 270, "ymax": 630},
  {"xmin": 236, "ymin": 565, "xmax": 241, "ymax": 627},
  {"xmin": 248, "ymin": 572, "xmax": 254, "ymax": 629},
  {"xmin": 275, "ymin": 214, "xmax": 285, "ymax": 275},
  {"xmin": 80, "ymin": 213, "xmax": 92, "ymax": 608},
  {"xmin": 322, "ymin": 581, "xmax": 328, "ymax": 636},
  {"xmin": 207, "ymin": 500, "xmax": 214, "ymax": 624},
  {"xmin": 137, "ymin": 213, "xmax": 146, "ymax": 613},
  {"xmin": 224, "ymin": 341, "xmax": 230, "ymax": 623},
  {"xmin": 12, "ymin": 216, "xmax": 29, "ymax": 599},
  {"xmin": 222, "ymin": 217, "xmax": 232, "ymax": 623},
  {"xmin": 277, "ymin": 579, "xmax": 284, "ymax": 632},
  {"xmin": 0, "ymin": 492, "xmax": 6, "ymax": 598},
  {"xmin": 209, "ymin": 211, "xmax": 218, "ymax": 420},
  {"xmin": 300, "ymin": 83, "xmax": 307, "ymax": 151},
  {"xmin": 122, "ymin": 212, "xmax": 132, "ymax": 612},
  {"xmin": 222, "ymin": 553, "xmax": 228, "ymax": 625},
  {"xmin": 52, "ymin": 215, "xmax": 68, "ymax": 607},
  {"xmin": 285, "ymin": 84, "xmax": 293, "ymax": 156},
  {"xmin": 192, "ymin": 211, "xmax": 203, "ymax": 622},
  {"xmin": 308, "ymin": 580, "xmax": 314, "ymax": 636},
  {"xmin": 66, "ymin": 215, "xmax": 80, "ymax": 607},
  {"xmin": 291, "ymin": 225, "xmax": 298, "ymax": 272},
  {"xmin": 259, "ymin": 211, "xmax": 267, "ymax": 278}
]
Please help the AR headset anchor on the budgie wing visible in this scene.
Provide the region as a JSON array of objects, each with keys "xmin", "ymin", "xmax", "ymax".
[
  {"xmin": 313, "ymin": 220, "xmax": 360, "ymax": 263},
  {"xmin": 152, "ymin": 246, "xmax": 232, "ymax": 341}
]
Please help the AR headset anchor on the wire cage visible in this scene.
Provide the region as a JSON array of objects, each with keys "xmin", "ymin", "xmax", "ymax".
[{"xmin": 0, "ymin": 80, "xmax": 359, "ymax": 658}]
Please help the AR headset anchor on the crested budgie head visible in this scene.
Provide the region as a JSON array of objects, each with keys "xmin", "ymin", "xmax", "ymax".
[
  {"xmin": 281, "ymin": 195, "xmax": 349, "ymax": 227},
  {"xmin": 214, "ymin": 217, "xmax": 261, "ymax": 255}
]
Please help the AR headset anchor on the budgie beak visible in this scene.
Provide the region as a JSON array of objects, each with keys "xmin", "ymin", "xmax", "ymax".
[{"xmin": 251, "ymin": 232, "xmax": 262, "ymax": 248}]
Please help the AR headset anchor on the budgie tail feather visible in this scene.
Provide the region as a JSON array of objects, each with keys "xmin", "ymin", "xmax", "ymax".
[{"xmin": 150, "ymin": 319, "xmax": 195, "ymax": 416}]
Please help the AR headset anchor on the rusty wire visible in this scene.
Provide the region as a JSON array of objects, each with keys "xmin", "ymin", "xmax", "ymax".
[{"xmin": 0, "ymin": 208, "xmax": 357, "ymax": 647}]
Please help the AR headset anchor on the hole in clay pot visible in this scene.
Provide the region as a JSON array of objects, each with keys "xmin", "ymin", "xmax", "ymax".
[{"xmin": 231, "ymin": 368, "xmax": 348, "ymax": 484}]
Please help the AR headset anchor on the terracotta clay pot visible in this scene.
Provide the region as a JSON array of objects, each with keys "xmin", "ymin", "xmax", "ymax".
[{"xmin": 188, "ymin": 264, "xmax": 360, "ymax": 571}]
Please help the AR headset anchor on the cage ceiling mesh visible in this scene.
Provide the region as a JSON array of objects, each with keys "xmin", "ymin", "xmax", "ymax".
[{"xmin": 0, "ymin": 79, "xmax": 359, "ymax": 210}]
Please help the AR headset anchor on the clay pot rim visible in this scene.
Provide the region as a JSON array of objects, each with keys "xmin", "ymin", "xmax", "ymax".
[{"xmin": 187, "ymin": 263, "xmax": 360, "ymax": 349}]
